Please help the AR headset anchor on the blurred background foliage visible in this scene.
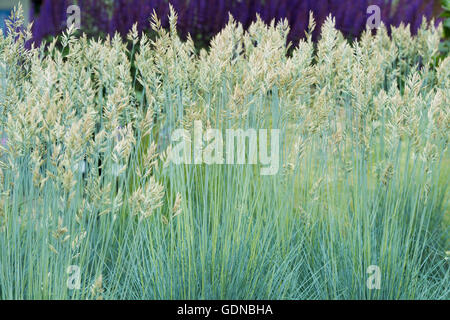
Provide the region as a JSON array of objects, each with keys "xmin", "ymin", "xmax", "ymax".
[
  {"xmin": 27, "ymin": 0, "xmax": 445, "ymax": 51},
  {"xmin": 440, "ymin": 0, "xmax": 450, "ymax": 55}
]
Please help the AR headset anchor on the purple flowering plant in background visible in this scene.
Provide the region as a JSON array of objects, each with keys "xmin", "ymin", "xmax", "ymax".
[{"xmin": 28, "ymin": 0, "xmax": 441, "ymax": 47}]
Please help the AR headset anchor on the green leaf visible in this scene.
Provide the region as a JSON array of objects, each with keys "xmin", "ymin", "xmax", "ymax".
[{"xmin": 444, "ymin": 18, "xmax": 450, "ymax": 29}]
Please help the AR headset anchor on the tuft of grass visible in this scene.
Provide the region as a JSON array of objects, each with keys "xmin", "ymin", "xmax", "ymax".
[{"xmin": 0, "ymin": 5, "xmax": 448, "ymax": 299}]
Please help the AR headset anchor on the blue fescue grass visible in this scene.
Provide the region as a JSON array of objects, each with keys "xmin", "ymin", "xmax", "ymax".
[{"xmin": 0, "ymin": 6, "xmax": 448, "ymax": 299}]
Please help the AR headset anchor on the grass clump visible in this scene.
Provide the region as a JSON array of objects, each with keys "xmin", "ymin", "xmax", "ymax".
[{"xmin": 0, "ymin": 5, "xmax": 448, "ymax": 299}]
